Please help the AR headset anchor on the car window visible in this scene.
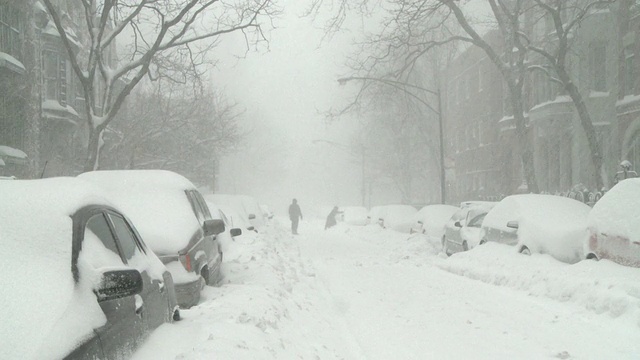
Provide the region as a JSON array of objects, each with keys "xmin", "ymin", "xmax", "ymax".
[
  {"xmin": 186, "ymin": 190, "xmax": 206, "ymax": 226},
  {"xmin": 108, "ymin": 213, "xmax": 143, "ymax": 261},
  {"xmin": 194, "ymin": 191, "xmax": 213, "ymax": 219},
  {"xmin": 83, "ymin": 213, "xmax": 126, "ymax": 268},
  {"xmin": 86, "ymin": 213, "xmax": 120, "ymax": 256},
  {"xmin": 467, "ymin": 213, "xmax": 486, "ymax": 228}
]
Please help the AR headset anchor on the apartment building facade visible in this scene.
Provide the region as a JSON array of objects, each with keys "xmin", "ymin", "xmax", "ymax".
[
  {"xmin": 443, "ymin": 2, "xmax": 625, "ymax": 203},
  {"xmin": 0, "ymin": 0, "xmax": 93, "ymax": 178}
]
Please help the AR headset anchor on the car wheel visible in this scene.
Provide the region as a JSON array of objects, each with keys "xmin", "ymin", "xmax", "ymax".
[
  {"xmin": 462, "ymin": 241, "xmax": 469, "ymax": 252},
  {"xmin": 586, "ymin": 253, "xmax": 599, "ymax": 261},
  {"xmin": 519, "ymin": 246, "xmax": 531, "ymax": 255},
  {"xmin": 479, "ymin": 238, "xmax": 487, "ymax": 245},
  {"xmin": 173, "ymin": 307, "xmax": 181, "ymax": 322}
]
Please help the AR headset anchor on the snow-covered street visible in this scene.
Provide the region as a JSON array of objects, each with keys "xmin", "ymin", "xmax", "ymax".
[{"xmin": 133, "ymin": 219, "xmax": 640, "ymax": 360}]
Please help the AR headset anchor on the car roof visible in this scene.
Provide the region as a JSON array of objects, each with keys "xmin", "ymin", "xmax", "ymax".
[{"xmin": 79, "ymin": 170, "xmax": 202, "ymax": 255}]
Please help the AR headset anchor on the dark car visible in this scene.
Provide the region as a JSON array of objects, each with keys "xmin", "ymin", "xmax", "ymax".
[
  {"xmin": 80, "ymin": 170, "xmax": 226, "ymax": 308},
  {"xmin": 0, "ymin": 177, "xmax": 178, "ymax": 359},
  {"xmin": 586, "ymin": 178, "xmax": 640, "ymax": 267}
]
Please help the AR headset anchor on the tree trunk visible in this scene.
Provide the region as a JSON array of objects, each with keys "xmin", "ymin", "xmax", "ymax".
[
  {"xmin": 83, "ymin": 128, "xmax": 102, "ymax": 172},
  {"xmin": 22, "ymin": 3, "xmax": 41, "ymax": 178},
  {"xmin": 556, "ymin": 66, "xmax": 604, "ymax": 190}
]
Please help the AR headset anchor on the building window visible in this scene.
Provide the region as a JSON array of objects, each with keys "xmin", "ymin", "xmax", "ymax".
[
  {"xmin": 0, "ymin": 4, "xmax": 23, "ymax": 60},
  {"xmin": 589, "ymin": 43, "xmax": 606, "ymax": 92},
  {"xmin": 43, "ymin": 51, "xmax": 67, "ymax": 104},
  {"xmin": 625, "ymin": 46, "xmax": 635, "ymax": 96}
]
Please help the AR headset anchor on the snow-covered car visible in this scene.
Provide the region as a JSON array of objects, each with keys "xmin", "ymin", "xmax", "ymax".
[
  {"xmin": 0, "ymin": 177, "xmax": 178, "ymax": 359},
  {"xmin": 339, "ymin": 206, "xmax": 368, "ymax": 226},
  {"xmin": 479, "ymin": 194, "xmax": 591, "ymax": 263},
  {"xmin": 585, "ymin": 178, "xmax": 640, "ymax": 267},
  {"xmin": 443, "ymin": 203, "xmax": 496, "ymax": 256},
  {"xmin": 206, "ymin": 193, "xmax": 266, "ymax": 231},
  {"xmin": 366, "ymin": 205, "xmax": 385, "ymax": 226},
  {"xmin": 205, "ymin": 200, "xmax": 244, "ymax": 249},
  {"xmin": 376, "ymin": 204, "xmax": 418, "ymax": 233},
  {"xmin": 259, "ymin": 204, "xmax": 274, "ymax": 220},
  {"xmin": 410, "ymin": 204, "xmax": 459, "ymax": 239},
  {"xmin": 79, "ymin": 170, "xmax": 226, "ymax": 308}
]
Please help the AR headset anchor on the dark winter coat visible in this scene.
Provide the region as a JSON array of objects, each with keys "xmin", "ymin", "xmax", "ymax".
[
  {"xmin": 289, "ymin": 203, "xmax": 302, "ymax": 220},
  {"xmin": 325, "ymin": 207, "xmax": 342, "ymax": 230}
]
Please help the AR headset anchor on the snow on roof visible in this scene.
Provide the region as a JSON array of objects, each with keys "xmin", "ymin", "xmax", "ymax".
[
  {"xmin": 0, "ymin": 145, "xmax": 27, "ymax": 159},
  {"xmin": 590, "ymin": 178, "xmax": 640, "ymax": 243},
  {"xmin": 79, "ymin": 170, "xmax": 200, "ymax": 255},
  {"xmin": 0, "ymin": 178, "xmax": 112, "ymax": 359},
  {"xmin": 0, "ymin": 52, "xmax": 25, "ymax": 73}
]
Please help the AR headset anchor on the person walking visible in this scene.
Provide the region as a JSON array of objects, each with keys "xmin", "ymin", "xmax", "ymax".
[
  {"xmin": 613, "ymin": 160, "xmax": 638, "ymax": 185},
  {"xmin": 288, "ymin": 198, "xmax": 303, "ymax": 235},
  {"xmin": 324, "ymin": 206, "xmax": 342, "ymax": 230}
]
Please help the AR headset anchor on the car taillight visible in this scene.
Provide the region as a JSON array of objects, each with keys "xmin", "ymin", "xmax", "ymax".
[{"xmin": 180, "ymin": 254, "xmax": 192, "ymax": 272}]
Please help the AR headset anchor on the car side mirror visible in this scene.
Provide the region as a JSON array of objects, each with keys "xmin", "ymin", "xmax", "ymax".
[
  {"xmin": 204, "ymin": 219, "xmax": 225, "ymax": 236},
  {"xmin": 96, "ymin": 269, "xmax": 143, "ymax": 302},
  {"xmin": 454, "ymin": 221, "xmax": 462, "ymax": 228},
  {"xmin": 506, "ymin": 221, "xmax": 519, "ymax": 229},
  {"xmin": 248, "ymin": 213, "xmax": 256, "ymax": 220},
  {"xmin": 230, "ymin": 228, "xmax": 242, "ymax": 237}
]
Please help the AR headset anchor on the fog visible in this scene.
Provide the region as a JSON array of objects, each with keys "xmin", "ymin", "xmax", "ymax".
[{"xmin": 211, "ymin": 3, "xmax": 376, "ymax": 217}]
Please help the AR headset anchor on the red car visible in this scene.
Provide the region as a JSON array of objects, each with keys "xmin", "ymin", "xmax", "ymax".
[{"xmin": 585, "ymin": 178, "xmax": 640, "ymax": 267}]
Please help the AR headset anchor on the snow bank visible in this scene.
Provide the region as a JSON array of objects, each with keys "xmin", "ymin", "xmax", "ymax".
[
  {"xmin": 133, "ymin": 219, "xmax": 357, "ymax": 359},
  {"xmin": 436, "ymin": 243, "xmax": 640, "ymax": 327}
]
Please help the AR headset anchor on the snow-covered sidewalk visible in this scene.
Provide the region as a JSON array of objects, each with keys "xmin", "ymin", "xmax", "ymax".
[{"xmin": 134, "ymin": 219, "xmax": 640, "ymax": 359}]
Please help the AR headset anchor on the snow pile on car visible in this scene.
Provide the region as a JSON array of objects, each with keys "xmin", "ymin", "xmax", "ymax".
[
  {"xmin": 0, "ymin": 178, "xmax": 110, "ymax": 359},
  {"xmin": 483, "ymin": 194, "xmax": 591, "ymax": 263},
  {"xmin": 589, "ymin": 178, "xmax": 640, "ymax": 243}
]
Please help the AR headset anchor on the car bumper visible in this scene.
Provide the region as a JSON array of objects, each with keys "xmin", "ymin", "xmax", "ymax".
[{"xmin": 174, "ymin": 277, "xmax": 204, "ymax": 308}]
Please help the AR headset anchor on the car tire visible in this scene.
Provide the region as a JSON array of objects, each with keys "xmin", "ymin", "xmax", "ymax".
[
  {"xmin": 173, "ymin": 308, "xmax": 181, "ymax": 322},
  {"xmin": 519, "ymin": 246, "xmax": 531, "ymax": 255},
  {"xmin": 479, "ymin": 239, "xmax": 487, "ymax": 245},
  {"xmin": 201, "ymin": 266, "xmax": 210, "ymax": 286},
  {"xmin": 462, "ymin": 241, "xmax": 468, "ymax": 252}
]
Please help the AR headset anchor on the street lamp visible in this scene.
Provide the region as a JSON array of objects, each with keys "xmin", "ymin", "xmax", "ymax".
[
  {"xmin": 337, "ymin": 76, "xmax": 446, "ymax": 204},
  {"xmin": 312, "ymin": 139, "xmax": 367, "ymax": 207}
]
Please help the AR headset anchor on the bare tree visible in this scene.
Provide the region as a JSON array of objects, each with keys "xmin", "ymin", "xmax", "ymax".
[
  {"xmin": 318, "ymin": 0, "xmax": 540, "ymax": 193},
  {"xmin": 102, "ymin": 80, "xmax": 244, "ymax": 186},
  {"xmin": 41, "ymin": 0, "xmax": 279, "ymax": 171},
  {"xmin": 526, "ymin": 0, "xmax": 615, "ymax": 190}
]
